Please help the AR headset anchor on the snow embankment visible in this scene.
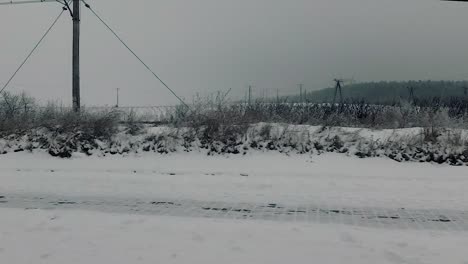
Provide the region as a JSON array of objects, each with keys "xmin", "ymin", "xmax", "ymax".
[{"xmin": 1, "ymin": 124, "xmax": 467, "ymax": 165}]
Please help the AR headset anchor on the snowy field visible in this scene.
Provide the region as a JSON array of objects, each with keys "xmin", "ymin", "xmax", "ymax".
[{"xmin": 1, "ymin": 152, "xmax": 468, "ymax": 263}]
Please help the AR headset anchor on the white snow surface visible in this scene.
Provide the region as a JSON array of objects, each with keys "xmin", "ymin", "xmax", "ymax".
[
  {"xmin": 0, "ymin": 208, "xmax": 467, "ymax": 264},
  {"xmin": 1, "ymin": 152, "xmax": 468, "ymax": 210},
  {"xmin": 1, "ymin": 152, "xmax": 468, "ymax": 263}
]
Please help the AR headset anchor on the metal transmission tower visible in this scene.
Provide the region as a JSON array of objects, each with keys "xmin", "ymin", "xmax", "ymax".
[
  {"xmin": 0, "ymin": 0, "xmax": 82, "ymax": 112},
  {"xmin": 332, "ymin": 78, "xmax": 355, "ymax": 105},
  {"xmin": 332, "ymin": 79, "xmax": 344, "ymax": 105},
  {"xmin": 408, "ymin": 86, "xmax": 415, "ymax": 103}
]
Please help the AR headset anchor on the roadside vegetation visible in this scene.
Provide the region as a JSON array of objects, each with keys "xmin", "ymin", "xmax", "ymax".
[{"xmin": 0, "ymin": 91, "xmax": 467, "ymax": 165}]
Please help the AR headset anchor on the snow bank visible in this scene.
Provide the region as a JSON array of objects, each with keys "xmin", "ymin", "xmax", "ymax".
[{"xmin": 1, "ymin": 124, "xmax": 467, "ymax": 165}]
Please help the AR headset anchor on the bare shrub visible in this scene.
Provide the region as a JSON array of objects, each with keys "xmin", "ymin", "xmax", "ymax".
[
  {"xmin": 422, "ymin": 127, "xmax": 441, "ymax": 143},
  {"xmin": 258, "ymin": 123, "xmax": 273, "ymax": 140},
  {"xmin": 2, "ymin": 91, "xmax": 467, "ymax": 145},
  {"xmin": 81, "ymin": 110, "xmax": 120, "ymax": 139},
  {"xmin": 122, "ymin": 110, "xmax": 143, "ymax": 135},
  {"xmin": 446, "ymin": 129, "xmax": 465, "ymax": 147},
  {"xmin": 0, "ymin": 92, "xmax": 37, "ymax": 133},
  {"xmin": 1, "ymin": 92, "xmax": 120, "ymax": 139},
  {"xmin": 166, "ymin": 96, "xmax": 468, "ymax": 138}
]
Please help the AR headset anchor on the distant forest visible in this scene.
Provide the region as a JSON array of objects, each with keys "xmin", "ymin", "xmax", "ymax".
[{"xmin": 293, "ymin": 81, "xmax": 468, "ymax": 104}]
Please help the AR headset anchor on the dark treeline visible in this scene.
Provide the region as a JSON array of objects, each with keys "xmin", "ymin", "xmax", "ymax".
[{"xmin": 293, "ymin": 80, "xmax": 468, "ymax": 105}]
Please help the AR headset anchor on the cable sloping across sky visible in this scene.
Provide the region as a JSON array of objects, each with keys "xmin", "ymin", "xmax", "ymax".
[
  {"xmin": 81, "ymin": 0, "xmax": 190, "ymax": 109},
  {"xmin": 0, "ymin": 0, "xmax": 62, "ymax": 5},
  {"xmin": 0, "ymin": 8, "xmax": 65, "ymax": 95}
]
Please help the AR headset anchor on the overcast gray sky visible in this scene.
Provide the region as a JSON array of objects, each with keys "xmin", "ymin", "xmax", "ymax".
[{"xmin": 1, "ymin": 0, "xmax": 468, "ymax": 106}]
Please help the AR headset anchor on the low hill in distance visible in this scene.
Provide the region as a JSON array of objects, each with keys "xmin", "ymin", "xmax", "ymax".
[{"xmin": 290, "ymin": 80, "xmax": 468, "ymax": 104}]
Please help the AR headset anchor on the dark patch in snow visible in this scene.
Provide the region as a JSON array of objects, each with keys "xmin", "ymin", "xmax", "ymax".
[
  {"xmin": 261, "ymin": 203, "xmax": 283, "ymax": 209},
  {"xmin": 151, "ymin": 201, "xmax": 181, "ymax": 206},
  {"xmin": 288, "ymin": 210, "xmax": 306, "ymax": 214},
  {"xmin": 430, "ymin": 217, "xmax": 452, "ymax": 223},
  {"xmin": 377, "ymin": 215, "xmax": 401, "ymax": 220},
  {"xmin": 202, "ymin": 207, "xmax": 230, "ymax": 212},
  {"xmin": 325, "ymin": 209, "xmax": 354, "ymax": 215},
  {"xmin": 52, "ymin": 201, "xmax": 77, "ymax": 205},
  {"xmin": 232, "ymin": 208, "xmax": 252, "ymax": 213},
  {"xmin": 202, "ymin": 207, "xmax": 252, "ymax": 213}
]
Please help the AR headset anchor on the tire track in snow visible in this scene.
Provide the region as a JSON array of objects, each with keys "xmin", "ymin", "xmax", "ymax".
[{"xmin": 0, "ymin": 193, "xmax": 466, "ymax": 231}]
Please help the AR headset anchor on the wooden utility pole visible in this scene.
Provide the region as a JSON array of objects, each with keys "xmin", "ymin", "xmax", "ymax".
[
  {"xmin": 116, "ymin": 88, "xmax": 120, "ymax": 107},
  {"xmin": 298, "ymin": 84, "xmax": 303, "ymax": 103},
  {"xmin": 248, "ymin": 85, "xmax": 252, "ymax": 106},
  {"xmin": 72, "ymin": 0, "xmax": 81, "ymax": 112},
  {"xmin": 0, "ymin": 0, "xmax": 82, "ymax": 112}
]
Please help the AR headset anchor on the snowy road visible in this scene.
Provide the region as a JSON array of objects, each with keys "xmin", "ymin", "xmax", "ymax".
[
  {"xmin": 1, "ymin": 152, "xmax": 468, "ymax": 231},
  {"xmin": 2, "ymin": 152, "xmax": 468, "ymax": 263},
  {"xmin": 0, "ymin": 192, "xmax": 466, "ymax": 231}
]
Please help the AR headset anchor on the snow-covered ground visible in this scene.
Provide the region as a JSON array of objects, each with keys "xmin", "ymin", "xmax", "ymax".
[
  {"xmin": 1, "ymin": 208, "xmax": 467, "ymax": 264},
  {"xmin": 1, "ymin": 152, "xmax": 467, "ymax": 210},
  {"xmin": 1, "ymin": 152, "xmax": 468, "ymax": 263}
]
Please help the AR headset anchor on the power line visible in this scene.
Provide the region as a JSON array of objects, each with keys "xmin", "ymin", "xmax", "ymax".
[
  {"xmin": 82, "ymin": 0, "xmax": 190, "ymax": 109},
  {"xmin": 0, "ymin": 0, "xmax": 62, "ymax": 6},
  {"xmin": 0, "ymin": 8, "xmax": 65, "ymax": 95}
]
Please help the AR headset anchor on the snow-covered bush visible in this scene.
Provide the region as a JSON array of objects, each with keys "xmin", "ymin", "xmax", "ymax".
[
  {"xmin": 2, "ymin": 93, "xmax": 468, "ymax": 165},
  {"xmin": 166, "ymin": 98, "xmax": 467, "ymax": 130}
]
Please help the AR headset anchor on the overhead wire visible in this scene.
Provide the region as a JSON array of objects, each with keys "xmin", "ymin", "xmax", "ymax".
[
  {"xmin": 0, "ymin": 0, "xmax": 61, "ymax": 6},
  {"xmin": 0, "ymin": 7, "xmax": 65, "ymax": 95},
  {"xmin": 81, "ymin": 0, "xmax": 190, "ymax": 109}
]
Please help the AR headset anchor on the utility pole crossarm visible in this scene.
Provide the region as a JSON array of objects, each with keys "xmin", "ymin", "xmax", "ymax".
[{"xmin": 0, "ymin": 0, "xmax": 63, "ymax": 5}]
